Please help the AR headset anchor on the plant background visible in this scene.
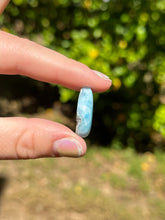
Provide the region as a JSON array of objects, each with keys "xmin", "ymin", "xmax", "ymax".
[{"xmin": 0, "ymin": 0, "xmax": 165, "ymax": 151}]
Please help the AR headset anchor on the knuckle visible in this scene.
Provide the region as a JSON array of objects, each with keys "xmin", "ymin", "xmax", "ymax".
[{"xmin": 15, "ymin": 125, "xmax": 36, "ymax": 159}]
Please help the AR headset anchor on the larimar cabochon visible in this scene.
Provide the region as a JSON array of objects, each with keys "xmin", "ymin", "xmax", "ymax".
[{"xmin": 76, "ymin": 87, "xmax": 93, "ymax": 138}]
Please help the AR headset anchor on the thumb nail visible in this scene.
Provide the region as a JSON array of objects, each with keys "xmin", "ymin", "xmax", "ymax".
[{"xmin": 53, "ymin": 138, "xmax": 83, "ymax": 157}]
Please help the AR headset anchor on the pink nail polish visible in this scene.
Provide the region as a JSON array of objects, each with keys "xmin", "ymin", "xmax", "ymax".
[{"xmin": 53, "ymin": 138, "xmax": 83, "ymax": 157}]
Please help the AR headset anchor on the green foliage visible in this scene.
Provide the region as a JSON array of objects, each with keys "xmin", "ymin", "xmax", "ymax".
[
  {"xmin": 2, "ymin": 0, "xmax": 165, "ymax": 150},
  {"xmin": 153, "ymin": 104, "xmax": 165, "ymax": 137},
  {"xmin": 59, "ymin": 87, "xmax": 77, "ymax": 103}
]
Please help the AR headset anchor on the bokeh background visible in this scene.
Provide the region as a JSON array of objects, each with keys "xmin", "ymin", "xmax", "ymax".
[{"xmin": 0, "ymin": 0, "xmax": 165, "ymax": 219}]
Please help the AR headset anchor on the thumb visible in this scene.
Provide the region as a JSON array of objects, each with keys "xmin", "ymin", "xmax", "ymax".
[{"xmin": 0, "ymin": 117, "xmax": 86, "ymax": 159}]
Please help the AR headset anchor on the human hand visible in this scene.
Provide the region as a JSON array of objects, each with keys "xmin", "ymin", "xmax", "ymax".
[{"xmin": 0, "ymin": 0, "xmax": 111, "ymax": 159}]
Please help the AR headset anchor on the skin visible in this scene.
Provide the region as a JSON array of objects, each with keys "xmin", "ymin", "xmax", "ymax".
[{"xmin": 0, "ymin": 0, "xmax": 111, "ymax": 159}]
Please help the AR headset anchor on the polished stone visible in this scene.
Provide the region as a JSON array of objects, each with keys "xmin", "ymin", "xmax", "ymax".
[{"xmin": 76, "ymin": 87, "xmax": 93, "ymax": 138}]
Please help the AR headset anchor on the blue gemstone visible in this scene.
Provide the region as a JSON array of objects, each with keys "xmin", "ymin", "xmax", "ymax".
[{"xmin": 76, "ymin": 87, "xmax": 93, "ymax": 138}]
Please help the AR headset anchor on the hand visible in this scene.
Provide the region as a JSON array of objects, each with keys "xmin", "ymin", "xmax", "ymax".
[{"xmin": 0, "ymin": 0, "xmax": 111, "ymax": 159}]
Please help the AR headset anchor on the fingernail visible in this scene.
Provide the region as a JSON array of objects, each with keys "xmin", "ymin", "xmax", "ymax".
[
  {"xmin": 53, "ymin": 138, "xmax": 83, "ymax": 157},
  {"xmin": 93, "ymin": 70, "xmax": 112, "ymax": 81}
]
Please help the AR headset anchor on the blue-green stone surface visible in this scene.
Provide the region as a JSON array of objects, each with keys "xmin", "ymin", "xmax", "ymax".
[{"xmin": 76, "ymin": 87, "xmax": 93, "ymax": 138}]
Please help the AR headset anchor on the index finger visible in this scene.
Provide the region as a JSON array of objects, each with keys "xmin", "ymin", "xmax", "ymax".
[
  {"xmin": 0, "ymin": 0, "xmax": 10, "ymax": 15},
  {"xmin": 0, "ymin": 31, "xmax": 111, "ymax": 92}
]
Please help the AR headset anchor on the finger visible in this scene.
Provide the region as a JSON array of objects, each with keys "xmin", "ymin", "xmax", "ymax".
[
  {"xmin": 0, "ymin": 0, "xmax": 10, "ymax": 15},
  {"xmin": 0, "ymin": 31, "xmax": 112, "ymax": 93},
  {"xmin": 0, "ymin": 117, "xmax": 86, "ymax": 159}
]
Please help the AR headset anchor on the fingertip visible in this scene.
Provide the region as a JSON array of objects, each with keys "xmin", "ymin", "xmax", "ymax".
[
  {"xmin": 71, "ymin": 133, "xmax": 87, "ymax": 157},
  {"xmin": 52, "ymin": 136, "xmax": 87, "ymax": 158},
  {"xmin": 91, "ymin": 70, "xmax": 112, "ymax": 93},
  {"xmin": 77, "ymin": 136, "xmax": 87, "ymax": 157}
]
